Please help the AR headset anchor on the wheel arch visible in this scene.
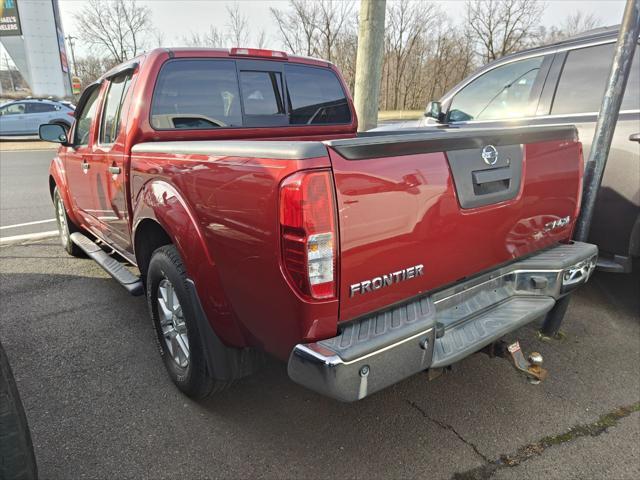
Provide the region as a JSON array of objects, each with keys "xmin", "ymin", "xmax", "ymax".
[
  {"xmin": 133, "ymin": 218, "xmax": 173, "ymax": 277},
  {"xmin": 49, "ymin": 118, "xmax": 71, "ymax": 129},
  {"xmin": 131, "ymin": 179, "xmax": 247, "ymax": 348},
  {"xmin": 49, "ymin": 156, "xmax": 82, "ymax": 228}
]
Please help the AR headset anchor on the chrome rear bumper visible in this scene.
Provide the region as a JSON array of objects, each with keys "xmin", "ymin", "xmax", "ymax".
[{"xmin": 288, "ymin": 242, "xmax": 597, "ymax": 401}]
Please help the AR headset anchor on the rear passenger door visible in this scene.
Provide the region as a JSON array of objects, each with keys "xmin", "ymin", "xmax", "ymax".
[
  {"xmin": 93, "ymin": 71, "xmax": 134, "ymax": 250},
  {"xmin": 236, "ymin": 60, "xmax": 287, "ymax": 127},
  {"xmin": 24, "ymin": 102, "xmax": 58, "ymax": 132},
  {"xmin": 540, "ymin": 41, "xmax": 640, "ymax": 259}
]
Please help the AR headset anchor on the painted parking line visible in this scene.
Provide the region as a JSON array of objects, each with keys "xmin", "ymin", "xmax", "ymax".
[
  {"xmin": 0, "ymin": 230, "xmax": 59, "ymax": 245},
  {"xmin": 0, "ymin": 219, "xmax": 56, "ymax": 230}
]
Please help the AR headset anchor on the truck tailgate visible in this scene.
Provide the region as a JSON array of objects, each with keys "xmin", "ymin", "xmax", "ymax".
[{"xmin": 325, "ymin": 126, "xmax": 582, "ymax": 321}]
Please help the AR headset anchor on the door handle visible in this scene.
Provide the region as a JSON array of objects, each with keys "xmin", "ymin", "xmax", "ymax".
[
  {"xmin": 81, "ymin": 160, "xmax": 90, "ymax": 173},
  {"xmin": 108, "ymin": 166, "xmax": 121, "ymax": 175}
]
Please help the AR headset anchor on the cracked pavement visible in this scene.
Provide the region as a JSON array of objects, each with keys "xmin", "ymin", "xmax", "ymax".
[{"xmin": 1, "ymin": 239, "xmax": 639, "ymax": 479}]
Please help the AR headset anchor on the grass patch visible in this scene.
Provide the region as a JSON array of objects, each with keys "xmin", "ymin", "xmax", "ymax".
[
  {"xmin": 377, "ymin": 110, "xmax": 424, "ymax": 121},
  {"xmin": 453, "ymin": 401, "xmax": 640, "ymax": 480}
]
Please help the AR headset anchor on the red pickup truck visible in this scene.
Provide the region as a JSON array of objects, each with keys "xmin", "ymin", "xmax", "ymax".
[{"xmin": 40, "ymin": 48, "xmax": 597, "ymax": 401}]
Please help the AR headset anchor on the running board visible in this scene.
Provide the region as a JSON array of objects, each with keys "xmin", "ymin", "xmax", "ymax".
[{"xmin": 70, "ymin": 232, "xmax": 144, "ymax": 296}]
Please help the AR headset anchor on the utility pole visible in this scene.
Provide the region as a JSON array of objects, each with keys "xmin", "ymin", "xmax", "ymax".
[
  {"xmin": 65, "ymin": 35, "xmax": 78, "ymax": 77},
  {"xmin": 353, "ymin": 0, "xmax": 386, "ymax": 132},
  {"xmin": 542, "ymin": 0, "xmax": 640, "ymax": 337}
]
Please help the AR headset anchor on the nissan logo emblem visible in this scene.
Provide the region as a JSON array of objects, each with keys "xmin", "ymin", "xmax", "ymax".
[{"xmin": 481, "ymin": 145, "xmax": 499, "ymax": 166}]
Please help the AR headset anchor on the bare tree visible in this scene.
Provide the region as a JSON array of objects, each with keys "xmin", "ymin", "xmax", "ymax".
[
  {"xmin": 538, "ymin": 11, "xmax": 602, "ymax": 45},
  {"xmin": 153, "ymin": 29, "xmax": 166, "ymax": 48},
  {"xmin": 271, "ymin": 0, "xmax": 355, "ymax": 61},
  {"xmin": 333, "ymin": 28, "xmax": 358, "ymax": 93},
  {"xmin": 563, "ymin": 11, "xmax": 601, "ymax": 37},
  {"xmin": 315, "ymin": 1, "xmax": 355, "ymax": 62},
  {"xmin": 75, "ymin": 56, "xmax": 119, "ymax": 86},
  {"xmin": 382, "ymin": 0, "xmax": 439, "ymax": 109},
  {"xmin": 226, "ymin": 3, "xmax": 249, "ymax": 47},
  {"xmin": 465, "ymin": 0, "xmax": 544, "ymax": 63},
  {"xmin": 73, "ymin": 0, "xmax": 151, "ymax": 63},
  {"xmin": 271, "ymin": 0, "xmax": 320, "ymax": 56},
  {"xmin": 181, "ymin": 26, "xmax": 223, "ymax": 48},
  {"xmin": 255, "ymin": 30, "xmax": 268, "ymax": 49}
]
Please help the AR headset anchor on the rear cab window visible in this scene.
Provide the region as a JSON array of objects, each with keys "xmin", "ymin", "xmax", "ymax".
[
  {"xmin": 151, "ymin": 60, "xmax": 242, "ymax": 129},
  {"xmin": 150, "ymin": 58, "xmax": 350, "ymax": 130},
  {"xmin": 286, "ymin": 64, "xmax": 351, "ymax": 124}
]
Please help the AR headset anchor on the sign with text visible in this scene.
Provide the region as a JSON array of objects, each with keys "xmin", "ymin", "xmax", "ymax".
[{"xmin": 0, "ymin": 0, "xmax": 21, "ymax": 36}]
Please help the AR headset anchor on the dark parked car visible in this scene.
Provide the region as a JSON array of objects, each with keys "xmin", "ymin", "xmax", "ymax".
[
  {"xmin": 0, "ymin": 341, "xmax": 37, "ymax": 479},
  {"xmin": 406, "ymin": 26, "xmax": 639, "ymax": 272},
  {"xmin": 0, "ymin": 98, "xmax": 74, "ymax": 136}
]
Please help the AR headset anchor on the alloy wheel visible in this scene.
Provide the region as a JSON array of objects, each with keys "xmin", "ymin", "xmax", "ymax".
[{"xmin": 157, "ymin": 278, "xmax": 190, "ymax": 368}]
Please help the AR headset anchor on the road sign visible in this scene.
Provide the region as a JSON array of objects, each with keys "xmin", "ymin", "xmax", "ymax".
[
  {"xmin": 71, "ymin": 75, "xmax": 81, "ymax": 95},
  {"xmin": 0, "ymin": 0, "xmax": 22, "ymax": 36}
]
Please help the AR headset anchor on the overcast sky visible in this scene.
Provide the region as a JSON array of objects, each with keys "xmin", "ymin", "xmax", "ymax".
[{"xmin": 57, "ymin": 0, "xmax": 628, "ymax": 56}]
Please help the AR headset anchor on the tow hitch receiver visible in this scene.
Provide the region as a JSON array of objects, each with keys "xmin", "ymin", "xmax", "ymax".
[
  {"xmin": 482, "ymin": 340, "xmax": 548, "ymax": 383},
  {"xmin": 507, "ymin": 341, "xmax": 548, "ymax": 384}
]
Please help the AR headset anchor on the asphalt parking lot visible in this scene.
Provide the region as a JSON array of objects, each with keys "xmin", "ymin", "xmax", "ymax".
[
  {"xmin": 0, "ymin": 236, "xmax": 638, "ymax": 479},
  {"xmin": 0, "ymin": 149, "xmax": 58, "ymax": 240}
]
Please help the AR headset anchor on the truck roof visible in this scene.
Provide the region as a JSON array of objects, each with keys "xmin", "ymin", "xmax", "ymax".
[{"xmin": 100, "ymin": 47, "xmax": 334, "ymax": 82}]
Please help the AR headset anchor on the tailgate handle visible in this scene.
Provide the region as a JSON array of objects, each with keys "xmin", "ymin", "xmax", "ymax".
[{"xmin": 473, "ymin": 167, "xmax": 511, "ymax": 185}]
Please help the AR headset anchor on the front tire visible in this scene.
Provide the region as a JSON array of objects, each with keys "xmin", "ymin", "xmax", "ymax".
[
  {"xmin": 146, "ymin": 245, "xmax": 230, "ymax": 398},
  {"xmin": 53, "ymin": 186, "xmax": 83, "ymax": 257}
]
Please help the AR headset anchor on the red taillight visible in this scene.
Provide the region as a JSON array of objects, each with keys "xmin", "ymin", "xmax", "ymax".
[
  {"xmin": 230, "ymin": 47, "xmax": 288, "ymax": 59},
  {"xmin": 279, "ymin": 170, "xmax": 337, "ymax": 300},
  {"xmin": 67, "ymin": 111, "xmax": 75, "ymax": 117}
]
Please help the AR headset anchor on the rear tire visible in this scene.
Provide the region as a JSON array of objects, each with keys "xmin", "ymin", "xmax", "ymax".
[
  {"xmin": 0, "ymin": 342, "xmax": 38, "ymax": 480},
  {"xmin": 53, "ymin": 186, "xmax": 83, "ymax": 257},
  {"xmin": 146, "ymin": 245, "xmax": 230, "ymax": 398}
]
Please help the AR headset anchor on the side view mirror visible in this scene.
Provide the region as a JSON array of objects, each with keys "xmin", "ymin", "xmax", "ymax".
[
  {"xmin": 424, "ymin": 101, "xmax": 443, "ymax": 122},
  {"xmin": 629, "ymin": 133, "xmax": 640, "ymax": 143},
  {"xmin": 39, "ymin": 123, "xmax": 69, "ymax": 145}
]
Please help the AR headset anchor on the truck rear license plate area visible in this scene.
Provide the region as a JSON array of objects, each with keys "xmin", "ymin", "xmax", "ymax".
[{"xmin": 288, "ymin": 241, "xmax": 597, "ymax": 401}]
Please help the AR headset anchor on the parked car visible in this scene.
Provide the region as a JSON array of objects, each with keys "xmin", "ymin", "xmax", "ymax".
[
  {"xmin": 39, "ymin": 47, "xmax": 596, "ymax": 402},
  {"xmin": 0, "ymin": 98, "xmax": 74, "ymax": 136},
  {"xmin": 387, "ymin": 26, "xmax": 639, "ymax": 273},
  {"xmin": 0, "ymin": 341, "xmax": 38, "ymax": 480}
]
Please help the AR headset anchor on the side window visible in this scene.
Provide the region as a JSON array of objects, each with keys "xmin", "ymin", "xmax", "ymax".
[
  {"xmin": 448, "ymin": 56, "xmax": 545, "ymax": 122},
  {"xmin": 552, "ymin": 43, "xmax": 640, "ymax": 114},
  {"xmin": 239, "ymin": 71, "xmax": 285, "ymax": 116},
  {"xmin": 26, "ymin": 103, "xmax": 57, "ymax": 113},
  {"xmin": 285, "ymin": 64, "xmax": 351, "ymax": 124},
  {"xmin": 100, "ymin": 73, "xmax": 132, "ymax": 144},
  {"xmin": 1, "ymin": 103, "xmax": 25, "ymax": 115},
  {"xmin": 73, "ymin": 87, "xmax": 101, "ymax": 146},
  {"xmin": 151, "ymin": 59, "xmax": 242, "ymax": 129}
]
